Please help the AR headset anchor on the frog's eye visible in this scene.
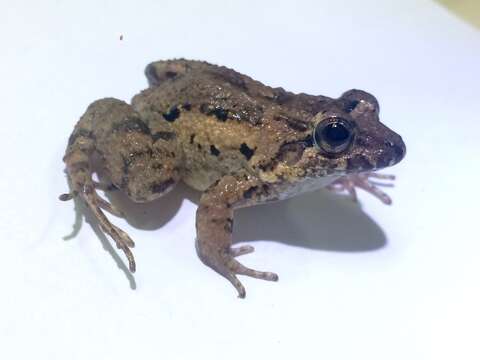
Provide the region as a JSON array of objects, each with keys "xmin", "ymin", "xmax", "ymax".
[{"xmin": 314, "ymin": 117, "xmax": 355, "ymax": 154}]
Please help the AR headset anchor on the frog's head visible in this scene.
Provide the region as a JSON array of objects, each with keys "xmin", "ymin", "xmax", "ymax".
[{"xmin": 307, "ymin": 89, "xmax": 405, "ymax": 175}]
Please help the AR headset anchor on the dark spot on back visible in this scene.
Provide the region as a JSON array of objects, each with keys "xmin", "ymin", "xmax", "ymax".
[
  {"xmin": 152, "ymin": 131, "xmax": 176, "ymax": 142},
  {"xmin": 183, "ymin": 103, "xmax": 192, "ymax": 111},
  {"xmin": 243, "ymin": 186, "xmax": 258, "ymax": 199},
  {"xmin": 210, "ymin": 145, "xmax": 220, "ymax": 156},
  {"xmin": 212, "ymin": 107, "xmax": 228, "ymax": 121},
  {"xmin": 162, "ymin": 106, "xmax": 180, "ymax": 122},
  {"xmin": 190, "ymin": 134, "xmax": 196, "ymax": 144},
  {"xmin": 239, "ymin": 143, "xmax": 255, "ymax": 160},
  {"xmin": 165, "ymin": 71, "xmax": 177, "ymax": 79},
  {"xmin": 200, "ymin": 104, "xmax": 229, "ymax": 121},
  {"xmin": 113, "ymin": 117, "xmax": 151, "ymax": 135},
  {"xmin": 274, "ymin": 115, "xmax": 308, "ymax": 132}
]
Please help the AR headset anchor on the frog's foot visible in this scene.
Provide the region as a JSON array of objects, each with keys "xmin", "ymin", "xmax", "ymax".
[
  {"xmin": 60, "ymin": 181, "xmax": 136, "ymax": 272},
  {"xmin": 327, "ymin": 172, "xmax": 396, "ymax": 205},
  {"xmin": 82, "ymin": 182, "xmax": 136, "ymax": 271},
  {"xmin": 197, "ymin": 243, "xmax": 278, "ymax": 298},
  {"xmin": 196, "ymin": 171, "xmax": 280, "ymax": 298},
  {"xmin": 226, "ymin": 254, "xmax": 279, "ymax": 299}
]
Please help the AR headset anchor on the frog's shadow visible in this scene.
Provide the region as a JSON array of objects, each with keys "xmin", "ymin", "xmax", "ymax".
[{"xmin": 104, "ymin": 182, "xmax": 387, "ymax": 252}]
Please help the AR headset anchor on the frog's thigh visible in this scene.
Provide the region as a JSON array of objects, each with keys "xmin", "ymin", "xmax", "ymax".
[
  {"xmin": 195, "ymin": 172, "xmax": 278, "ymax": 298},
  {"xmin": 95, "ymin": 113, "xmax": 181, "ymax": 203}
]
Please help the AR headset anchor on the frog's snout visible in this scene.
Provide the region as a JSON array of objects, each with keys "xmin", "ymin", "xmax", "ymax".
[{"xmin": 378, "ymin": 134, "xmax": 406, "ymax": 168}]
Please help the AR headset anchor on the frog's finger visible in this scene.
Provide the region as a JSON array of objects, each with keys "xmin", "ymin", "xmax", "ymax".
[
  {"xmin": 95, "ymin": 195, "xmax": 124, "ymax": 217},
  {"xmin": 368, "ymin": 181, "xmax": 394, "ymax": 188},
  {"xmin": 230, "ymin": 245, "xmax": 255, "ymax": 257},
  {"xmin": 328, "ymin": 173, "xmax": 394, "ymax": 205},
  {"xmin": 221, "ymin": 273, "xmax": 246, "ymax": 298},
  {"xmin": 356, "ymin": 181, "xmax": 392, "ymax": 205},
  {"xmin": 235, "ymin": 261, "xmax": 279, "ymax": 282},
  {"xmin": 110, "ymin": 224, "xmax": 135, "ymax": 248},
  {"xmin": 366, "ymin": 173, "xmax": 396, "ymax": 180},
  {"xmin": 214, "ymin": 257, "xmax": 278, "ymax": 298}
]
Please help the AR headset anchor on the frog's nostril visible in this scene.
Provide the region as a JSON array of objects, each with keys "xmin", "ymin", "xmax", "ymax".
[{"xmin": 384, "ymin": 140, "xmax": 395, "ymax": 148}]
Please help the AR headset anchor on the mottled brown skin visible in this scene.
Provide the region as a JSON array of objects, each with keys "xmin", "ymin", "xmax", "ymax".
[{"xmin": 61, "ymin": 59, "xmax": 406, "ymax": 297}]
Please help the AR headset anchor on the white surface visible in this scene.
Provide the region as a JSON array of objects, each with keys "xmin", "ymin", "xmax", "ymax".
[{"xmin": 1, "ymin": 1, "xmax": 479, "ymax": 359}]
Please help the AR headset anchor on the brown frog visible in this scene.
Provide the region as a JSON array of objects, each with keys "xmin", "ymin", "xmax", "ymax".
[{"xmin": 60, "ymin": 59, "xmax": 406, "ymax": 297}]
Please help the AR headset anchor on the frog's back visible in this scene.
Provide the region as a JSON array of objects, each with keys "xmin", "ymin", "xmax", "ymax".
[
  {"xmin": 131, "ymin": 59, "xmax": 328, "ymax": 191},
  {"xmin": 133, "ymin": 59, "xmax": 330, "ymax": 123},
  {"xmin": 134, "ymin": 59, "xmax": 271, "ymax": 124}
]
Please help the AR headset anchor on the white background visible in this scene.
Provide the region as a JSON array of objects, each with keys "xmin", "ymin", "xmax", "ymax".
[{"xmin": 1, "ymin": 1, "xmax": 479, "ymax": 359}]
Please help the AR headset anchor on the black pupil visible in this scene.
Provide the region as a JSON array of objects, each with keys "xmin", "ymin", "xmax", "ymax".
[{"xmin": 321, "ymin": 122, "xmax": 350, "ymax": 146}]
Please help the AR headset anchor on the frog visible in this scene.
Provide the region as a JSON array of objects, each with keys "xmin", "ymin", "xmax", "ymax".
[{"xmin": 60, "ymin": 59, "xmax": 406, "ymax": 298}]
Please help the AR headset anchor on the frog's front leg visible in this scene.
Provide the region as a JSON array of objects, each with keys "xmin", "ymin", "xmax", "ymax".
[
  {"xmin": 327, "ymin": 172, "xmax": 396, "ymax": 205},
  {"xmin": 196, "ymin": 173, "xmax": 278, "ymax": 298}
]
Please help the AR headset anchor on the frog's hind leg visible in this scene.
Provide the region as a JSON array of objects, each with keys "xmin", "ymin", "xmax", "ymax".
[
  {"xmin": 196, "ymin": 172, "xmax": 278, "ymax": 298},
  {"xmin": 60, "ymin": 99, "xmax": 139, "ymax": 272},
  {"xmin": 327, "ymin": 172, "xmax": 396, "ymax": 205},
  {"xmin": 60, "ymin": 153, "xmax": 136, "ymax": 272}
]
